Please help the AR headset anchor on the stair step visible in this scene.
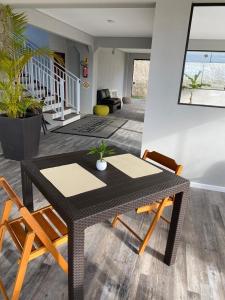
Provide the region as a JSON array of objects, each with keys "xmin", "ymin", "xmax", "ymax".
[
  {"xmin": 55, "ymin": 113, "xmax": 78, "ymax": 121},
  {"xmin": 43, "ymin": 108, "xmax": 73, "ymax": 120},
  {"xmin": 54, "ymin": 113, "xmax": 80, "ymax": 126},
  {"xmin": 34, "ymin": 91, "xmax": 52, "ymax": 97},
  {"xmin": 45, "ymin": 113, "xmax": 80, "ymax": 128},
  {"xmin": 43, "ymin": 109, "xmax": 56, "ymax": 114}
]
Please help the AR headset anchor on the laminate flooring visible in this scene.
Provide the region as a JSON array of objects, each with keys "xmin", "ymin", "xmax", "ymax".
[{"xmin": 0, "ymin": 115, "xmax": 224, "ymax": 300}]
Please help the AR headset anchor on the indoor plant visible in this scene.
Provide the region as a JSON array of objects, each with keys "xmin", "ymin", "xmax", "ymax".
[
  {"xmin": 88, "ymin": 140, "xmax": 115, "ymax": 171},
  {"xmin": 183, "ymin": 71, "xmax": 210, "ymax": 104},
  {"xmin": 0, "ymin": 5, "xmax": 55, "ymax": 160}
]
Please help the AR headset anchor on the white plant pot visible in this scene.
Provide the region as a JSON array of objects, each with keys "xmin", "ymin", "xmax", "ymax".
[{"xmin": 96, "ymin": 159, "xmax": 107, "ymax": 171}]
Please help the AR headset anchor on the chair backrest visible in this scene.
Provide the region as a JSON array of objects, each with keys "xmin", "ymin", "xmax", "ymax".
[
  {"xmin": 0, "ymin": 176, "xmax": 24, "ymax": 210},
  {"xmin": 0, "ymin": 177, "xmax": 68, "ymax": 273},
  {"xmin": 142, "ymin": 150, "xmax": 183, "ymax": 176},
  {"xmin": 97, "ymin": 90, "xmax": 106, "ymax": 103}
]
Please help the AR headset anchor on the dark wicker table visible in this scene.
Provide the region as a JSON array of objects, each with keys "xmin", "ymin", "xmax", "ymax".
[{"xmin": 20, "ymin": 148, "xmax": 190, "ymax": 300}]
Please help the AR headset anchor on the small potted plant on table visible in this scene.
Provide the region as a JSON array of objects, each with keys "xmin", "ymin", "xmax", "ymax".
[{"xmin": 88, "ymin": 141, "xmax": 115, "ymax": 171}]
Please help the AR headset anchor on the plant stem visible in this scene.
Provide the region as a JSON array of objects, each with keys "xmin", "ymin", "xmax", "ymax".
[
  {"xmin": 100, "ymin": 152, "xmax": 103, "ymax": 161},
  {"xmin": 190, "ymin": 91, "xmax": 193, "ymax": 104}
]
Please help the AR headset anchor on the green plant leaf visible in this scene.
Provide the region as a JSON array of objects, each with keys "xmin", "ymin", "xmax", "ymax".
[
  {"xmin": 0, "ymin": 5, "xmax": 61, "ymax": 118},
  {"xmin": 87, "ymin": 141, "xmax": 115, "ymax": 160}
]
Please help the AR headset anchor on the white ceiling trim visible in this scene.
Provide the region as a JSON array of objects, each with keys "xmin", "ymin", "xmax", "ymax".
[
  {"xmin": 119, "ymin": 48, "xmax": 151, "ymax": 53},
  {"xmin": 38, "ymin": 7, "xmax": 154, "ymax": 37},
  {"xmin": 3, "ymin": 0, "xmax": 156, "ymax": 8}
]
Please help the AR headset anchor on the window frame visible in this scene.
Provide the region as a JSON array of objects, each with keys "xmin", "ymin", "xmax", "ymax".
[{"xmin": 178, "ymin": 3, "xmax": 225, "ymax": 109}]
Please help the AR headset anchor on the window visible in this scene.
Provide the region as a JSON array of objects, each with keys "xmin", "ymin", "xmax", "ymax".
[{"xmin": 178, "ymin": 4, "xmax": 225, "ymax": 108}]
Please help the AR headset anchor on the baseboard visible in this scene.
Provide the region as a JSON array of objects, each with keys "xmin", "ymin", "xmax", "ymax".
[{"xmin": 190, "ymin": 182, "xmax": 225, "ymax": 193}]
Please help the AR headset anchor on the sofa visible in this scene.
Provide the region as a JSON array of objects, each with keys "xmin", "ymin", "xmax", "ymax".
[{"xmin": 97, "ymin": 89, "xmax": 121, "ymax": 113}]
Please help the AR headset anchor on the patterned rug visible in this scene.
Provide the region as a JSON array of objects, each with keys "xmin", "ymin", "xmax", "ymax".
[{"xmin": 52, "ymin": 115, "xmax": 128, "ymax": 138}]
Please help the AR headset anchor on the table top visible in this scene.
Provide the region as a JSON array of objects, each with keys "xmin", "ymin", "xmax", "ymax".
[{"xmin": 21, "ymin": 147, "xmax": 189, "ymax": 225}]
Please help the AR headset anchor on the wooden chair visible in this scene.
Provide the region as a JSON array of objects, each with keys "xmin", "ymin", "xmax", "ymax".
[
  {"xmin": 0, "ymin": 176, "xmax": 68, "ymax": 300},
  {"xmin": 112, "ymin": 150, "xmax": 183, "ymax": 255}
]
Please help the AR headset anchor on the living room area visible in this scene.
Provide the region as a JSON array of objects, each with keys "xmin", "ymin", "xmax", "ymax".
[
  {"xmin": 1, "ymin": 1, "xmax": 225, "ymax": 300},
  {"xmin": 18, "ymin": 10, "xmax": 151, "ymax": 146}
]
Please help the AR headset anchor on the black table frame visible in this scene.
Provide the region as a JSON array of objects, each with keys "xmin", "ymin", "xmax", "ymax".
[{"xmin": 21, "ymin": 149, "xmax": 190, "ymax": 300}]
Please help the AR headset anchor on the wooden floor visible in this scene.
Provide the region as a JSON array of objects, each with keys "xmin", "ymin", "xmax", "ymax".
[{"xmin": 0, "ymin": 113, "xmax": 225, "ymax": 300}]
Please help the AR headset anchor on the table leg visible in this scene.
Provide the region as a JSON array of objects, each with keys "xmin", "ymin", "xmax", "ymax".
[
  {"xmin": 164, "ymin": 189, "xmax": 189, "ymax": 265},
  {"xmin": 21, "ymin": 166, "xmax": 34, "ymax": 211},
  {"xmin": 68, "ymin": 224, "xmax": 85, "ymax": 300}
]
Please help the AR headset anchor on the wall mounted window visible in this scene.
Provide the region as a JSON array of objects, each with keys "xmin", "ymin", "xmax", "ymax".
[{"xmin": 179, "ymin": 4, "xmax": 225, "ymax": 108}]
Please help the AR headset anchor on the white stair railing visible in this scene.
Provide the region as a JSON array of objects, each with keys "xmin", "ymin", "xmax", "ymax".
[
  {"xmin": 21, "ymin": 58, "xmax": 66, "ymax": 120},
  {"xmin": 16, "ymin": 34, "xmax": 81, "ymax": 120}
]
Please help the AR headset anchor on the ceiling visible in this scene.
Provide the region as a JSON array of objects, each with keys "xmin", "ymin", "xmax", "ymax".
[
  {"xmin": 190, "ymin": 6, "xmax": 225, "ymax": 40},
  {"xmin": 38, "ymin": 8, "xmax": 155, "ymax": 37},
  {"xmin": 6, "ymin": 0, "xmax": 156, "ymax": 7},
  {"xmin": 38, "ymin": 5, "xmax": 225, "ymax": 40},
  {"xmin": 12, "ymin": 2, "xmax": 225, "ymax": 41}
]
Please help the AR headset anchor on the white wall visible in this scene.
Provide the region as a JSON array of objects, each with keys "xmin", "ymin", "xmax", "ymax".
[
  {"xmin": 75, "ymin": 43, "xmax": 94, "ymax": 114},
  {"xmin": 189, "ymin": 39, "xmax": 225, "ymax": 51},
  {"xmin": 97, "ymin": 48, "xmax": 126, "ymax": 98},
  {"xmin": 48, "ymin": 34, "xmax": 81, "ymax": 77},
  {"xmin": 142, "ymin": 0, "xmax": 225, "ymax": 188},
  {"xmin": 95, "ymin": 37, "xmax": 151, "ymax": 51},
  {"xmin": 26, "ymin": 25, "xmax": 80, "ymax": 77}
]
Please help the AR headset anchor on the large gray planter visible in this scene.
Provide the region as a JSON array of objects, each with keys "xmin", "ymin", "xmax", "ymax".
[{"xmin": 0, "ymin": 114, "xmax": 42, "ymax": 161}]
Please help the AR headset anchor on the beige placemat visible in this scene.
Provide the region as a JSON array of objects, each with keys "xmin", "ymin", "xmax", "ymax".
[
  {"xmin": 40, "ymin": 163, "xmax": 106, "ymax": 197},
  {"xmin": 105, "ymin": 153, "xmax": 162, "ymax": 178}
]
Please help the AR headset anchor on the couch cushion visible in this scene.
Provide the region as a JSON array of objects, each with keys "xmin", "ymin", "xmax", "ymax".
[
  {"xmin": 100, "ymin": 90, "xmax": 106, "ymax": 99},
  {"xmin": 101, "ymin": 98, "xmax": 121, "ymax": 105},
  {"xmin": 103, "ymin": 89, "xmax": 111, "ymax": 98}
]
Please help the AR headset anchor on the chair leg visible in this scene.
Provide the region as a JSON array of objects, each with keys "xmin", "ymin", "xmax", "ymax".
[
  {"xmin": 11, "ymin": 232, "xmax": 35, "ymax": 300},
  {"xmin": 0, "ymin": 279, "xmax": 8, "ymax": 300},
  {"xmin": 112, "ymin": 214, "xmax": 121, "ymax": 228},
  {"xmin": 0, "ymin": 224, "xmax": 6, "ymax": 253},
  {"xmin": 138, "ymin": 198, "xmax": 168, "ymax": 255},
  {"xmin": 0, "ymin": 200, "xmax": 13, "ymax": 252},
  {"xmin": 151, "ymin": 210, "xmax": 171, "ymax": 224}
]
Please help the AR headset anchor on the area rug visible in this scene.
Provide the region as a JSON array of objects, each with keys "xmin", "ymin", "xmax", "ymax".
[{"xmin": 52, "ymin": 115, "xmax": 128, "ymax": 138}]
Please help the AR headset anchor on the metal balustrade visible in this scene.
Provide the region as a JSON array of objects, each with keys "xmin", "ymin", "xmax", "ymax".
[{"xmin": 15, "ymin": 34, "xmax": 81, "ymax": 121}]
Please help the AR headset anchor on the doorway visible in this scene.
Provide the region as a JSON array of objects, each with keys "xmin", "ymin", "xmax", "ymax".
[{"xmin": 131, "ymin": 59, "xmax": 150, "ymax": 98}]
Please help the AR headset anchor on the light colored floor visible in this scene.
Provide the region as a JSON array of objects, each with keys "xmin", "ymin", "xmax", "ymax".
[
  {"xmin": 181, "ymin": 88, "xmax": 225, "ymax": 107},
  {"xmin": 0, "ymin": 105, "xmax": 225, "ymax": 299},
  {"xmin": 113, "ymin": 98, "xmax": 146, "ymax": 122}
]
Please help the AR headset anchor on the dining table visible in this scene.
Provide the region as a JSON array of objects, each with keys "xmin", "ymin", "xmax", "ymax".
[{"xmin": 20, "ymin": 147, "xmax": 190, "ymax": 300}]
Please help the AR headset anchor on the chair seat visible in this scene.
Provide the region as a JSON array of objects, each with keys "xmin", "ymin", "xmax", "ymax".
[
  {"xmin": 7, "ymin": 205, "xmax": 68, "ymax": 261},
  {"xmin": 101, "ymin": 98, "xmax": 121, "ymax": 105}
]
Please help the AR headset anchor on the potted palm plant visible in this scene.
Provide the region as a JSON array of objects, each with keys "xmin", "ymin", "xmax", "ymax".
[{"xmin": 0, "ymin": 5, "xmax": 56, "ymax": 160}]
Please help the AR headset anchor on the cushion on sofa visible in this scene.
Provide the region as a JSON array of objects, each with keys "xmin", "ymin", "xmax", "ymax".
[{"xmin": 103, "ymin": 89, "xmax": 111, "ymax": 98}]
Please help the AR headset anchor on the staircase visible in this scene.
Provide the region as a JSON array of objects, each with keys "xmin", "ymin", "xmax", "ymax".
[{"xmin": 19, "ymin": 35, "xmax": 81, "ymax": 127}]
